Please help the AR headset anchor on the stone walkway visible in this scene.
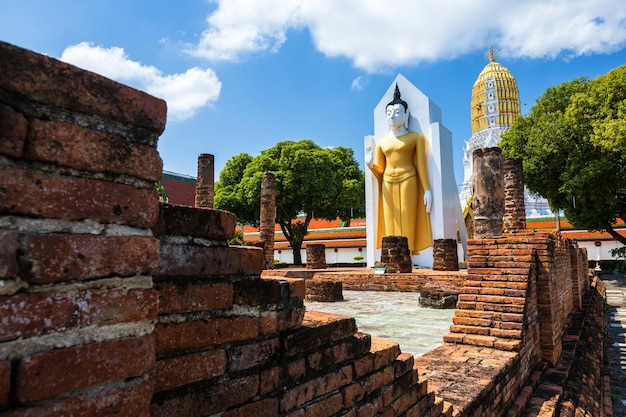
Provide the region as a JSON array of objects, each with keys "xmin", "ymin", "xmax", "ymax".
[
  {"xmin": 305, "ymin": 290, "xmax": 454, "ymax": 357},
  {"xmin": 603, "ymin": 273, "xmax": 626, "ymax": 416}
]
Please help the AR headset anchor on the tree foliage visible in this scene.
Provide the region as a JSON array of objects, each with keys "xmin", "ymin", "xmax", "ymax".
[
  {"xmin": 500, "ymin": 65, "xmax": 626, "ymax": 245},
  {"xmin": 215, "ymin": 140, "xmax": 365, "ymax": 264}
]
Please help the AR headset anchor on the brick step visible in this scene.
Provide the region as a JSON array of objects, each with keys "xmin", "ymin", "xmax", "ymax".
[
  {"xmin": 449, "ymin": 324, "xmax": 522, "ymax": 339},
  {"xmin": 430, "ymin": 396, "xmax": 453, "ymax": 417},
  {"xmin": 454, "ymin": 309, "xmax": 524, "ymax": 322},
  {"xmin": 282, "ymin": 310, "xmax": 362, "ymax": 357},
  {"xmin": 456, "ymin": 300, "xmax": 525, "ymax": 314},
  {"xmin": 506, "ymin": 362, "xmax": 548, "ymax": 417},
  {"xmin": 443, "ymin": 332, "xmax": 522, "ymax": 350},
  {"xmin": 513, "ymin": 295, "xmax": 591, "ymax": 417}
]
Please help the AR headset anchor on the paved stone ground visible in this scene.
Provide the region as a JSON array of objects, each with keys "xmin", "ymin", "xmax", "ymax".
[{"xmin": 603, "ymin": 273, "xmax": 626, "ymax": 416}]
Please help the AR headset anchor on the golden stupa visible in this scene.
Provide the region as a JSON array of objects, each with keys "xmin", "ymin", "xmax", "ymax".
[
  {"xmin": 470, "ymin": 46, "xmax": 521, "ymax": 135},
  {"xmin": 460, "ymin": 47, "xmax": 552, "ymax": 224}
]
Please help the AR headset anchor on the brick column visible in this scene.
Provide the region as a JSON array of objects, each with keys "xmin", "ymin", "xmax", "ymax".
[
  {"xmin": 380, "ymin": 236, "xmax": 412, "ymax": 273},
  {"xmin": 472, "ymin": 147, "xmax": 504, "ymax": 238},
  {"xmin": 195, "ymin": 153, "xmax": 214, "ymax": 209},
  {"xmin": 260, "ymin": 173, "xmax": 276, "ymax": 269},
  {"xmin": 0, "ymin": 41, "xmax": 164, "ymax": 415},
  {"xmin": 503, "ymin": 157, "xmax": 526, "ymax": 233},
  {"xmin": 432, "ymin": 238, "xmax": 459, "ymax": 271},
  {"xmin": 306, "ymin": 244, "xmax": 327, "ymax": 269}
]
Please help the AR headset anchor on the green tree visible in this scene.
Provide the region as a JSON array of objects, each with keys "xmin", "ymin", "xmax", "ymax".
[
  {"xmin": 155, "ymin": 181, "xmax": 168, "ymax": 203},
  {"xmin": 215, "ymin": 140, "xmax": 365, "ymax": 265},
  {"xmin": 500, "ymin": 66, "xmax": 626, "ymax": 246}
]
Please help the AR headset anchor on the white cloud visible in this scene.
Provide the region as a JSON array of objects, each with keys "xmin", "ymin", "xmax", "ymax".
[
  {"xmin": 189, "ymin": 0, "xmax": 626, "ymax": 71},
  {"xmin": 351, "ymin": 75, "xmax": 369, "ymax": 91},
  {"xmin": 61, "ymin": 42, "xmax": 221, "ymax": 121},
  {"xmin": 189, "ymin": 0, "xmax": 304, "ymax": 61}
]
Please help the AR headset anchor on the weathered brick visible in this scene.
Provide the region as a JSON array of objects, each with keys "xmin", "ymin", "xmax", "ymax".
[
  {"xmin": 370, "ymin": 338, "xmax": 401, "ymax": 370},
  {"xmin": 354, "ymin": 400, "xmax": 381, "ymax": 417},
  {"xmin": 304, "ymin": 392, "xmax": 343, "ymax": 417},
  {"xmin": 19, "ymin": 234, "xmax": 159, "ymax": 284},
  {"xmin": 152, "ymin": 203, "xmax": 235, "ymax": 240},
  {"xmin": 490, "ymin": 328, "xmax": 522, "ymax": 339},
  {"xmin": 462, "ymin": 334, "xmax": 496, "ymax": 347},
  {"xmin": 0, "ymin": 288, "xmax": 158, "ymax": 342},
  {"xmin": 283, "ymin": 311, "xmax": 357, "ymax": 357},
  {"xmin": 155, "ymin": 244, "xmax": 264, "ymax": 277},
  {"xmin": 353, "ymin": 354, "xmax": 374, "ymax": 379},
  {"xmin": 0, "ymin": 360, "xmax": 10, "ymax": 407},
  {"xmin": 0, "ymin": 231, "xmax": 19, "ymax": 279},
  {"xmin": 284, "ymin": 277, "xmax": 306, "ymax": 300},
  {"xmin": 0, "ymin": 168, "xmax": 159, "ymax": 228},
  {"xmin": 280, "ymin": 365, "xmax": 352, "ymax": 413},
  {"xmin": 263, "ymin": 307, "xmax": 305, "ymax": 334},
  {"xmin": 452, "ymin": 317, "xmax": 491, "ymax": 328},
  {"xmin": 478, "ymin": 287, "xmax": 505, "ymax": 296},
  {"xmin": 152, "ymin": 349, "xmax": 227, "ymax": 393},
  {"xmin": 0, "ymin": 102, "xmax": 27, "ymax": 157},
  {"xmin": 395, "ymin": 352, "xmax": 415, "ymax": 378},
  {"xmin": 259, "ymin": 359, "xmax": 306, "ymax": 396},
  {"xmin": 307, "ymin": 334, "xmax": 371, "ymax": 372},
  {"xmin": 443, "ymin": 333, "xmax": 465, "ymax": 344},
  {"xmin": 0, "ymin": 41, "xmax": 166, "ymax": 134},
  {"xmin": 343, "ymin": 382, "xmax": 366, "ymax": 406},
  {"xmin": 228, "ymin": 338, "xmax": 280, "ymax": 372},
  {"xmin": 1, "ymin": 379, "xmax": 152, "ymax": 417},
  {"xmin": 150, "ymin": 375, "xmax": 258, "ymax": 417},
  {"xmin": 15, "ymin": 335, "xmax": 154, "ymax": 403},
  {"xmin": 222, "ymin": 398, "xmax": 279, "ymax": 417},
  {"xmin": 284, "ymin": 409, "xmax": 306, "ymax": 417},
  {"xmin": 361, "ymin": 366, "xmax": 394, "ymax": 397},
  {"xmin": 455, "ymin": 310, "xmax": 501, "ymax": 320},
  {"xmin": 24, "ymin": 119, "xmax": 162, "ymax": 182},
  {"xmin": 155, "ymin": 280, "xmax": 233, "ymax": 314},
  {"xmin": 391, "ymin": 382, "xmax": 422, "ymax": 414},
  {"xmin": 404, "ymin": 390, "xmax": 438, "ymax": 417},
  {"xmin": 498, "ymin": 321, "xmax": 523, "ymax": 331},
  {"xmin": 233, "ymin": 278, "xmax": 284, "ymax": 306},
  {"xmin": 390, "ymin": 369, "xmax": 419, "ymax": 403},
  {"xmin": 154, "ymin": 316, "xmax": 259, "ymax": 354}
]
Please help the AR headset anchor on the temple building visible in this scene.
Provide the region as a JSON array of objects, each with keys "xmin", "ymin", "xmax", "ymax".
[{"xmin": 458, "ymin": 47, "xmax": 552, "ymax": 218}]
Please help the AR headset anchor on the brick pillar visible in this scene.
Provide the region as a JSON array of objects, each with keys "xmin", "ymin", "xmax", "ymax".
[
  {"xmin": 432, "ymin": 238, "xmax": 459, "ymax": 271},
  {"xmin": 260, "ymin": 173, "xmax": 276, "ymax": 269},
  {"xmin": 306, "ymin": 244, "xmax": 327, "ymax": 269},
  {"xmin": 503, "ymin": 157, "xmax": 526, "ymax": 233},
  {"xmin": 195, "ymin": 153, "xmax": 214, "ymax": 209},
  {"xmin": 0, "ymin": 41, "xmax": 163, "ymax": 415},
  {"xmin": 472, "ymin": 147, "xmax": 504, "ymax": 238},
  {"xmin": 380, "ymin": 236, "xmax": 412, "ymax": 273}
]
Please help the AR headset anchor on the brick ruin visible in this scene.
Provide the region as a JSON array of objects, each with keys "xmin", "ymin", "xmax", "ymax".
[{"xmin": 0, "ymin": 41, "xmax": 611, "ymax": 417}]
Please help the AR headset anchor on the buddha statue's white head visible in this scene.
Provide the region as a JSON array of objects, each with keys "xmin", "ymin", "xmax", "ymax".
[{"xmin": 386, "ymin": 84, "xmax": 409, "ymax": 134}]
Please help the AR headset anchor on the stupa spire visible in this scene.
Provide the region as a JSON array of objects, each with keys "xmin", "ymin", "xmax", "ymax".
[{"xmin": 485, "ymin": 45, "xmax": 500, "ymax": 62}]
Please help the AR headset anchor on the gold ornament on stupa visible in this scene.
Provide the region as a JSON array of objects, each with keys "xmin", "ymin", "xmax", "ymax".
[{"xmin": 470, "ymin": 46, "xmax": 521, "ymax": 135}]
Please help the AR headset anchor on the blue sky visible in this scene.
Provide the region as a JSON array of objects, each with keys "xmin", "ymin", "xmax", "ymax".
[{"xmin": 1, "ymin": 0, "xmax": 625, "ymax": 185}]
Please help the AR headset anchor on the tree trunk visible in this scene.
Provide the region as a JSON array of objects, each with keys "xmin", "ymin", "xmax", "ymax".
[
  {"xmin": 292, "ymin": 242, "xmax": 303, "ymax": 265},
  {"xmin": 277, "ymin": 216, "xmax": 310, "ymax": 266},
  {"xmin": 606, "ymin": 222, "xmax": 626, "ymax": 246}
]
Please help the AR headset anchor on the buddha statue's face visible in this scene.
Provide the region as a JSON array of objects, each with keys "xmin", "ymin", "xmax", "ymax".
[{"xmin": 386, "ymin": 103, "xmax": 407, "ymax": 131}]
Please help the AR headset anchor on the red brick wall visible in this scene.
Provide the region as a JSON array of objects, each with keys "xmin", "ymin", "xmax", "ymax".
[
  {"xmin": 149, "ymin": 204, "xmax": 448, "ymax": 417},
  {"xmin": 416, "ymin": 231, "xmax": 591, "ymax": 416},
  {"xmin": 0, "ymin": 41, "xmax": 165, "ymax": 415}
]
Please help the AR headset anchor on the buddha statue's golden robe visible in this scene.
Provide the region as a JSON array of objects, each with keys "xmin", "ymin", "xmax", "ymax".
[{"xmin": 370, "ymin": 131, "xmax": 433, "ymax": 254}]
